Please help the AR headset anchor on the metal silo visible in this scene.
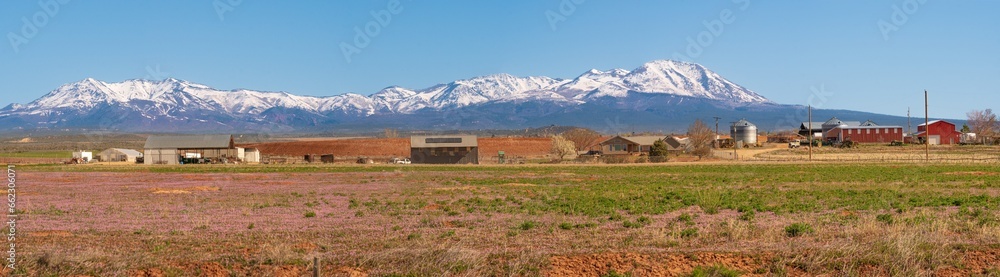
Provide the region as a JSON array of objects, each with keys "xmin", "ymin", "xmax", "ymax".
[
  {"xmin": 821, "ymin": 117, "xmax": 848, "ymax": 133},
  {"xmin": 730, "ymin": 118, "xmax": 757, "ymax": 146}
]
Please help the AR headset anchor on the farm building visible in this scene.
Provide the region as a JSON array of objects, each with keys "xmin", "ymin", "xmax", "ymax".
[
  {"xmin": 663, "ymin": 136, "xmax": 690, "ymax": 152},
  {"xmin": 824, "ymin": 122, "xmax": 904, "ymax": 143},
  {"xmin": 598, "ymin": 136, "xmax": 665, "ymax": 155},
  {"xmin": 72, "ymin": 151, "xmax": 93, "ymax": 162},
  {"xmin": 410, "ymin": 135, "xmax": 479, "ymax": 164},
  {"xmin": 144, "ymin": 135, "xmax": 239, "ymax": 165},
  {"xmin": 800, "ymin": 118, "xmax": 863, "ymax": 138},
  {"xmin": 99, "ymin": 148, "xmax": 143, "ymax": 162},
  {"xmin": 916, "ymin": 120, "xmax": 962, "ymax": 145}
]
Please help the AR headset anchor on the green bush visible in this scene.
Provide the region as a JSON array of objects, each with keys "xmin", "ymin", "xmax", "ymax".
[
  {"xmin": 303, "ymin": 211, "xmax": 316, "ymax": 218},
  {"xmin": 519, "ymin": 221, "xmax": 536, "ymax": 230},
  {"xmin": 876, "ymin": 213, "xmax": 894, "ymax": 225},
  {"xmin": 784, "ymin": 223, "xmax": 814, "ymax": 237},
  {"xmin": 680, "ymin": 228, "xmax": 698, "ymax": 238}
]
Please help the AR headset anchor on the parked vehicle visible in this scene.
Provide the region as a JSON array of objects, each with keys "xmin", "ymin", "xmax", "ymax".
[
  {"xmin": 788, "ymin": 140, "xmax": 800, "ymax": 149},
  {"xmin": 390, "ymin": 158, "xmax": 411, "ymax": 164}
]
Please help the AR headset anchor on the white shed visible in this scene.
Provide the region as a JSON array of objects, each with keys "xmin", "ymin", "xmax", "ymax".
[{"xmin": 72, "ymin": 151, "xmax": 93, "ymax": 162}]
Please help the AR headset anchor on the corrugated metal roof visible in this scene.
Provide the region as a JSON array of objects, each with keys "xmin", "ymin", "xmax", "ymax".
[
  {"xmin": 830, "ymin": 125, "xmax": 904, "ymax": 130},
  {"xmin": 104, "ymin": 148, "xmax": 143, "ymax": 157},
  {"xmin": 918, "ymin": 120, "xmax": 949, "ymax": 127},
  {"xmin": 732, "ymin": 118, "xmax": 756, "ymax": 127},
  {"xmin": 410, "ymin": 135, "xmax": 478, "ymax": 148},
  {"xmin": 144, "ymin": 135, "xmax": 233, "ymax": 149}
]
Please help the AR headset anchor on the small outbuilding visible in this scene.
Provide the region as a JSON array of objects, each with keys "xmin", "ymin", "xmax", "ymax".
[
  {"xmin": 99, "ymin": 148, "xmax": 143, "ymax": 162},
  {"xmin": 144, "ymin": 134, "xmax": 237, "ymax": 165},
  {"xmin": 72, "ymin": 151, "xmax": 93, "ymax": 162},
  {"xmin": 410, "ymin": 135, "xmax": 479, "ymax": 164}
]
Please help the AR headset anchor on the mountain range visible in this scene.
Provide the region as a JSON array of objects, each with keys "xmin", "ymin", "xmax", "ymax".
[{"xmin": 0, "ymin": 60, "xmax": 916, "ymax": 134}]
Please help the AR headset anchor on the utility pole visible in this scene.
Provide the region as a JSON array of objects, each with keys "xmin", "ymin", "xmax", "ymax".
[
  {"xmin": 907, "ymin": 107, "xmax": 911, "ymax": 136},
  {"xmin": 808, "ymin": 105, "xmax": 812, "ymax": 161},
  {"xmin": 713, "ymin": 117, "xmax": 721, "ymax": 136},
  {"xmin": 925, "ymin": 90, "xmax": 929, "ymax": 161},
  {"xmin": 732, "ymin": 122, "xmax": 737, "ymax": 161}
]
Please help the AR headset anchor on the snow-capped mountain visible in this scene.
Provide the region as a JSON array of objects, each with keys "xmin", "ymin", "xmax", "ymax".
[{"xmin": 0, "ymin": 60, "xmax": 779, "ymax": 132}]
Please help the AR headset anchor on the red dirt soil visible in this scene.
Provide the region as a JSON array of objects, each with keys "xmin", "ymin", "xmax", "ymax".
[
  {"xmin": 546, "ymin": 252, "xmax": 771, "ymax": 277},
  {"xmin": 240, "ymin": 137, "xmax": 552, "ymax": 159}
]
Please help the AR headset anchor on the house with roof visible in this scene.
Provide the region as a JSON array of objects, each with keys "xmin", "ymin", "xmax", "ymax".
[
  {"xmin": 598, "ymin": 135, "xmax": 665, "ymax": 155},
  {"xmin": 916, "ymin": 120, "xmax": 962, "ymax": 145}
]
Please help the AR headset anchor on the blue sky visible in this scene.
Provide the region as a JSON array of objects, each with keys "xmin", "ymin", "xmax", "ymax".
[{"xmin": 1, "ymin": 1, "xmax": 997, "ymax": 119}]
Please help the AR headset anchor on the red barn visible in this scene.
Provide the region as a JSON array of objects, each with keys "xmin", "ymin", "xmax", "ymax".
[
  {"xmin": 916, "ymin": 120, "xmax": 961, "ymax": 145},
  {"xmin": 826, "ymin": 125, "xmax": 904, "ymax": 143}
]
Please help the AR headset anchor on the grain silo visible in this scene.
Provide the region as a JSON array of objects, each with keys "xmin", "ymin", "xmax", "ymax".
[
  {"xmin": 821, "ymin": 117, "xmax": 848, "ymax": 134},
  {"xmin": 731, "ymin": 118, "xmax": 758, "ymax": 146}
]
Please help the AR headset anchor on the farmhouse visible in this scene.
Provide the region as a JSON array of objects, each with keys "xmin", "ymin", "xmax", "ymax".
[
  {"xmin": 598, "ymin": 136, "xmax": 664, "ymax": 155},
  {"xmin": 916, "ymin": 120, "xmax": 962, "ymax": 145},
  {"xmin": 824, "ymin": 121, "xmax": 905, "ymax": 143},
  {"xmin": 410, "ymin": 135, "xmax": 479, "ymax": 164},
  {"xmin": 144, "ymin": 134, "xmax": 239, "ymax": 165},
  {"xmin": 99, "ymin": 148, "xmax": 143, "ymax": 162}
]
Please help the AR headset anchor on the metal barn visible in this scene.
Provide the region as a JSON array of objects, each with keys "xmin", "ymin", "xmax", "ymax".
[
  {"xmin": 410, "ymin": 135, "xmax": 479, "ymax": 164},
  {"xmin": 144, "ymin": 135, "xmax": 237, "ymax": 165}
]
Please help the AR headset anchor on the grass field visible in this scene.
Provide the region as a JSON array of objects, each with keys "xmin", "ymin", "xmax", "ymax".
[
  {"xmin": 13, "ymin": 163, "xmax": 1000, "ymax": 276},
  {"xmin": 0, "ymin": 151, "xmax": 72, "ymax": 158}
]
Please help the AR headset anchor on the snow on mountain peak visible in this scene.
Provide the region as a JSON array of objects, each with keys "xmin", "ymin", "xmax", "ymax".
[{"xmin": 7, "ymin": 60, "xmax": 772, "ymax": 122}]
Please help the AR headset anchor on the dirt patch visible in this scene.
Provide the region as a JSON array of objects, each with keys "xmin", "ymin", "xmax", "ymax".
[
  {"xmin": 432, "ymin": 186, "xmax": 477, "ymax": 191},
  {"xmin": 150, "ymin": 186, "xmax": 220, "ymax": 194},
  {"xmin": 546, "ymin": 252, "xmax": 768, "ymax": 277},
  {"xmin": 334, "ymin": 266, "xmax": 368, "ymax": 277},
  {"xmin": 503, "ymin": 183, "xmax": 537, "ymax": 187},
  {"xmin": 422, "ymin": 204, "xmax": 441, "ymax": 211},
  {"xmin": 30, "ymin": 230, "xmax": 73, "ymax": 237},
  {"xmin": 937, "ymin": 249, "xmax": 1000, "ymax": 276},
  {"xmin": 943, "ymin": 171, "xmax": 998, "ymax": 176},
  {"xmin": 196, "ymin": 263, "xmax": 228, "ymax": 277},
  {"xmin": 129, "ymin": 268, "xmax": 165, "ymax": 277}
]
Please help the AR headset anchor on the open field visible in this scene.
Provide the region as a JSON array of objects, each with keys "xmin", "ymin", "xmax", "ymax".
[
  {"xmin": 755, "ymin": 144, "xmax": 1000, "ymax": 162},
  {"xmin": 10, "ymin": 163, "xmax": 1000, "ymax": 276}
]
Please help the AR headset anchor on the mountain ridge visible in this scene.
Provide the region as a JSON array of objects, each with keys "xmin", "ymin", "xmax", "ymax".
[{"xmin": 0, "ymin": 60, "xmax": 922, "ymax": 133}]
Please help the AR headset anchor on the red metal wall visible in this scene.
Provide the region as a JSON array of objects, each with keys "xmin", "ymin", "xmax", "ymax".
[
  {"xmin": 833, "ymin": 127, "xmax": 904, "ymax": 143},
  {"xmin": 917, "ymin": 121, "xmax": 961, "ymax": 144}
]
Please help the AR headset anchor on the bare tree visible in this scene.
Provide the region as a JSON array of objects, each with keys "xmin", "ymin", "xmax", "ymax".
[
  {"xmin": 561, "ymin": 128, "xmax": 603, "ymax": 151},
  {"xmin": 967, "ymin": 109, "xmax": 998, "ymax": 143},
  {"xmin": 687, "ymin": 119, "xmax": 714, "ymax": 159},
  {"xmin": 550, "ymin": 135, "xmax": 577, "ymax": 161}
]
